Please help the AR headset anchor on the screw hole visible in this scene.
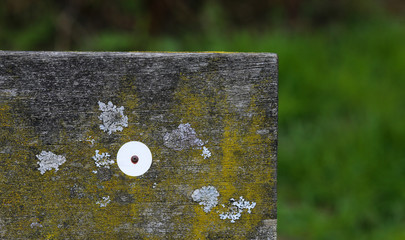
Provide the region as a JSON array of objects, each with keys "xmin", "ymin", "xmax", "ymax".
[{"xmin": 131, "ymin": 155, "xmax": 139, "ymax": 164}]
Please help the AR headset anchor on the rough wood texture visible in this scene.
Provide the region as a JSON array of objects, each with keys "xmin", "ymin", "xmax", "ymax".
[{"xmin": 0, "ymin": 52, "xmax": 278, "ymax": 239}]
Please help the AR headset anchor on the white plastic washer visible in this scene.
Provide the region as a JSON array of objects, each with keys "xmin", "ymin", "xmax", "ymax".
[{"xmin": 117, "ymin": 141, "xmax": 152, "ymax": 176}]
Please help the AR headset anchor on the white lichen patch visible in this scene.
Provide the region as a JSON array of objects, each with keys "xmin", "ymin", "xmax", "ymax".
[
  {"xmin": 201, "ymin": 146, "xmax": 211, "ymax": 159},
  {"xmin": 96, "ymin": 196, "xmax": 111, "ymax": 207},
  {"xmin": 219, "ymin": 196, "xmax": 256, "ymax": 223},
  {"xmin": 233, "ymin": 196, "xmax": 256, "ymax": 213},
  {"xmin": 36, "ymin": 151, "xmax": 66, "ymax": 175},
  {"xmin": 85, "ymin": 136, "xmax": 95, "ymax": 145},
  {"xmin": 219, "ymin": 208, "xmax": 242, "ymax": 223},
  {"xmin": 192, "ymin": 186, "xmax": 219, "ymax": 213},
  {"xmin": 30, "ymin": 222, "xmax": 43, "ymax": 228},
  {"xmin": 163, "ymin": 123, "xmax": 204, "ymax": 151},
  {"xmin": 92, "ymin": 150, "xmax": 114, "ymax": 168},
  {"xmin": 98, "ymin": 101, "xmax": 128, "ymax": 134}
]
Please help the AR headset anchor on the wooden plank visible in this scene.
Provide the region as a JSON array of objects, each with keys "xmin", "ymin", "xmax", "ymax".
[{"xmin": 0, "ymin": 52, "xmax": 278, "ymax": 239}]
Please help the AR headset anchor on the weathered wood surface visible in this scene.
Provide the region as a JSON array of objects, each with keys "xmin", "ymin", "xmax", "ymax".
[{"xmin": 0, "ymin": 52, "xmax": 278, "ymax": 239}]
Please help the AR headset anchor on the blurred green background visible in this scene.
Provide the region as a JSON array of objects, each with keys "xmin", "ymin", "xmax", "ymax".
[{"xmin": 1, "ymin": 0, "xmax": 404, "ymax": 239}]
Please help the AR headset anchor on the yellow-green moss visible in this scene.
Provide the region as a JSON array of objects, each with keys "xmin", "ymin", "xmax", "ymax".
[{"xmin": 0, "ymin": 73, "xmax": 275, "ymax": 239}]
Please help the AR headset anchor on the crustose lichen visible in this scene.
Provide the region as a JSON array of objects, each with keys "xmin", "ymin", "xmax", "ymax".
[
  {"xmin": 36, "ymin": 151, "xmax": 66, "ymax": 175},
  {"xmin": 192, "ymin": 186, "xmax": 220, "ymax": 213},
  {"xmin": 98, "ymin": 101, "xmax": 128, "ymax": 134},
  {"xmin": 219, "ymin": 196, "xmax": 256, "ymax": 223}
]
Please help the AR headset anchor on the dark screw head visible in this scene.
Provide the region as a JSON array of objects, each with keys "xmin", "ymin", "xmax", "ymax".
[{"xmin": 131, "ymin": 155, "xmax": 139, "ymax": 164}]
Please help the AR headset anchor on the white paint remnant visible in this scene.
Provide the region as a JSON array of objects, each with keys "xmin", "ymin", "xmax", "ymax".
[
  {"xmin": 36, "ymin": 151, "xmax": 66, "ymax": 175},
  {"xmin": 92, "ymin": 150, "xmax": 114, "ymax": 168},
  {"xmin": 201, "ymin": 146, "xmax": 211, "ymax": 159},
  {"xmin": 163, "ymin": 123, "xmax": 204, "ymax": 150},
  {"xmin": 98, "ymin": 101, "xmax": 128, "ymax": 134},
  {"xmin": 30, "ymin": 222, "xmax": 43, "ymax": 228},
  {"xmin": 96, "ymin": 196, "xmax": 111, "ymax": 207},
  {"xmin": 191, "ymin": 186, "xmax": 220, "ymax": 213},
  {"xmin": 219, "ymin": 196, "xmax": 256, "ymax": 223}
]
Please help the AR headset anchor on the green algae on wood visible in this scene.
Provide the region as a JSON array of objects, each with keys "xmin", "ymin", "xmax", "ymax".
[{"xmin": 0, "ymin": 51, "xmax": 277, "ymax": 239}]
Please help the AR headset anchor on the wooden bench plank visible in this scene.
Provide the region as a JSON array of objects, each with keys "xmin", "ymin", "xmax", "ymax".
[{"xmin": 0, "ymin": 51, "xmax": 277, "ymax": 239}]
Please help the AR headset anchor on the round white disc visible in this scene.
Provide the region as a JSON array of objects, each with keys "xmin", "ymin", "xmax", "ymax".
[{"xmin": 117, "ymin": 141, "xmax": 152, "ymax": 176}]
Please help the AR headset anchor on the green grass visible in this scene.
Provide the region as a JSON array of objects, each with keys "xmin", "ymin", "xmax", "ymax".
[
  {"xmin": 275, "ymin": 20, "xmax": 405, "ymax": 239},
  {"xmin": 275, "ymin": 19, "xmax": 405, "ymax": 239}
]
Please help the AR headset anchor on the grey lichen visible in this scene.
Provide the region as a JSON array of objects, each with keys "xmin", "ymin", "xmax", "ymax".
[
  {"xmin": 219, "ymin": 196, "xmax": 256, "ymax": 223},
  {"xmin": 163, "ymin": 123, "xmax": 204, "ymax": 151},
  {"xmin": 30, "ymin": 222, "xmax": 43, "ymax": 228},
  {"xmin": 201, "ymin": 146, "xmax": 211, "ymax": 159},
  {"xmin": 92, "ymin": 150, "xmax": 114, "ymax": 169},
  {"xmin": 36, "ymin": 151, "xmax": 66, "ymax": 175},
  {"xmin": 85, "ymin": 136, "xmax": 95, "ymax": 146},
  {"xmin": 219, "ymin": 207, "xmax": 242, "ymax": 223},
  {"xmin": 96, "ymin": 196, "xmax": 111, "ymax": 207},
  {"xmin": 98, "ymin": 101, "xmax": 128, "ymax": 134},
  {"xmin": 191, "ymin": 186, "xmax": 219, "ymax": 213}
]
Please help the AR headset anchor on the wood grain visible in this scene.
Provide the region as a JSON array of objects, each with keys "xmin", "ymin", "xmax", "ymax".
[{"xmin": 0, "ymin": 52, "xmax": 277, "ymax": 239}]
